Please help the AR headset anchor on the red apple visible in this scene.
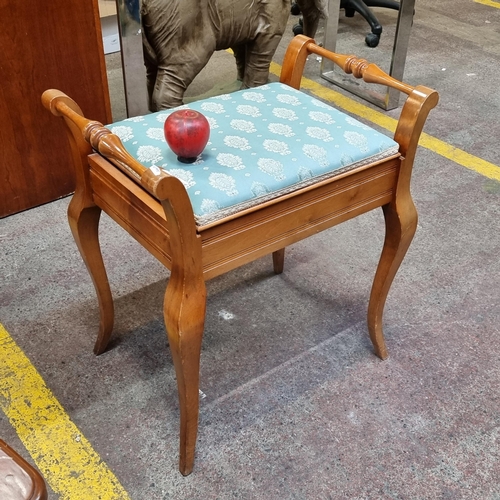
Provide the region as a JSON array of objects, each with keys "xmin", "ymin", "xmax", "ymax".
[{"xmin": 164, "ymin": 109, "xmax": 210, "ymax": 163}]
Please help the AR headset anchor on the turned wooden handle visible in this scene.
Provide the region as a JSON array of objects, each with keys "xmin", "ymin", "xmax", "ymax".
[
  {"xmin": 304, "ymin": 38, "xmax": 415, "ymax": 95},
  {"xmin": 42, "ymin": 89, "xmax": 176, "ymax": 194},
  {"xmin": 281, "ymin": 35, "xmax": 416, "ymax": 95}
]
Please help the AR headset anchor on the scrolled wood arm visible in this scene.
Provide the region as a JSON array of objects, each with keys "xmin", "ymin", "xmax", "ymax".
[
  {"xmin": 41, "ymin": 89, "xmax": 176, "ymax": 199},
  {"xmin": 280, "ymin": 35, "xmax": 439, "ymax": 173}
]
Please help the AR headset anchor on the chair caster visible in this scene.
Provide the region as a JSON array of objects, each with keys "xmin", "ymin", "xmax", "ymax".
[
  {"xmin": 291, "ymin": 2, "xmax": 301, "ymax": 15},
  {"xmin": 365, "ymin": 33, "xmax": 380, "ymax": 47},
  {"xmin": 293, "ymin": 23, "xmax": 304, "ymax": 35}
]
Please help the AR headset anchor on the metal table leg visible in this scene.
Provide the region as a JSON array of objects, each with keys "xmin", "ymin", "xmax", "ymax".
[{"xmin": 115, "ymin": 0, "xmax": 149, "ymax": 117}]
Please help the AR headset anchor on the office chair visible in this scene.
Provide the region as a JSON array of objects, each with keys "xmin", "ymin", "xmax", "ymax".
[{"xmin": 292, "ymin": 0, "xmax": 400, "ymax": 47}]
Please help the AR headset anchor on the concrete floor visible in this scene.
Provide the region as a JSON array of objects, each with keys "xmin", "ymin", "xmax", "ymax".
[{"xmin": 2, "ymin": 1, "xmax": 500, "ymax": 498}]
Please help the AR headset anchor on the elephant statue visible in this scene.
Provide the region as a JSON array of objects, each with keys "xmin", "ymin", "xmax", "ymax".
[{"xmin": 141, "ymin": 0, "xmax": 327, "ymax": 111}]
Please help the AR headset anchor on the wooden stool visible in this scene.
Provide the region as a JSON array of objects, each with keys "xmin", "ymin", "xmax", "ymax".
[
  {"xmin": 42, "ymin": 36, "xmax": 438, "ymax": 475},
  {"xmin": 0, "ymin": 440, "xmax": 47, "ymax": 500}
]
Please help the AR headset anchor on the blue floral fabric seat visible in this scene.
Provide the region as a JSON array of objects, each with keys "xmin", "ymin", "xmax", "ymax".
[{"xmin": 108, "ymin": 82, "xmax": 399, "ymax": 226}]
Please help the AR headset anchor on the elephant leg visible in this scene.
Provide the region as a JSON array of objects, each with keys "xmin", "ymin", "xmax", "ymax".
[
  {"xmin": 145, "ymin": 65, "xmax": 158, "ymax": 112},
  {"xmin": 241, "ymin": 34, "xmax": 283, "ymax": 88},
  {"xmin": 300, "ymin": 9, "xmax": 322, "ymax": 38},
  {"xmin": 152, "ymin": 51, "xmax": 214, "ymax": 110},
  {"xmin": 67, "ymin": 200, "xmax": 114, "ymax": 355},
  {"xmin": 367, "ymin": 198, "xmax": 418, "ymax": 360},
  {"xmin": 142, "ymin": 34, "xmax": 159, "ymax": 111},
  {"xmin": 151, "ymin": 66, "xmax": 189, "ymax": 110},
  {"xmin": 240, "ymin": 3, "xmax": 288, "ymax": 89},
  {"xmin": 231, "ymin": 44, "xmax": 246, "ymax": 82},
  {"xmin": 295, "ymin": 0, "xmax": 327, "ymax": 38}
]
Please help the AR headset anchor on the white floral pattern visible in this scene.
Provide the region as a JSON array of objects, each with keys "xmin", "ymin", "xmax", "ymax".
[
  {"xmin": 217, "ymin": 153, "xmax": 245, "ymax": 170},
  {"xmin": 263, "ymin": 139, "xmax": 290, "ymax": 155},
  {"xmin": 298, "ymin": 166, "xmax": 313, "ymax": 180},
  {"xmin": 306, "ymin": 127, "xmax": 334, "ymax": 142},
  {"xmin": 201, "ymin": 199, "xmax": 220, "ymax": 213},
  {"xmin": 201, "ymin": 102, "xmax": 225, "ymax": 114},
  {"xmin": 167, "ymin": 169, "xmax": 196, "ymax": 188},
  {"xmin": 309, "ymin": 111, "xmax": 336, "ymax": 125},
  {"xmin": 341, "ymin": 153, "xmax": 354, "ymax": 166},
  {"xmin": 137, "ymin": 145, "xmax": 163, "ymax": 164},
  {"xmin": 272, "ymin": 108, "xmax": 298, "ymax": 121},
  {"xmin": 302, "ymin": 144, "xmax": 328, "ymax": 167},
  {"xmin": 242, "ymin": 92, "xmax": 266, "ymax": 103},
  {"xmin": 111, "ymin": 126, "xmax": 134, "ymax": 142},
  {"xmin": 207, "ymin": 117, "xmax": 219, "ymax": 129},
  {"xmin": 230, "ymin": 119, "xmax": 256, "ymax": 133},
  {"xmin": 276, "ymin": 94, "xmax": 301, "ymax": 106},
  {"xmin": 258, "ymin": 158, "xmax": 285, "ymax": 180},
  {"xmin": 156, "ymin": 113, "xmax": 169, "ymax": 124},
  {"xmin": 310, "ymin": 98, "xmax": 332, "ymax": 110},
  {"xmin": 251, "ymin": 182, "xmax": 270, "ymax": 197},
  {"xmin": 146, "ymin": 128, "xmax": 165, "ymax": 141},
  {"xmin": 268, "ymin": 123, "xmax": 295, "ymax": 137},
  {"xmin": 209, "ymin": 172, "xmax": 238, "ymax": 196},
  {"xmin": 124, "ymin": 116, "xmax": 145, "ymax": 122},
  {"xmin": 236, "ymin": 105, "xmax": 261, "ymax": 117},
  {"xmin": 224, "ymin": 135, "xmax": 251, "ymax": 150},
  {"xmin": 344, "ymin": 131, "xmax": 369, "ymax": 153}
]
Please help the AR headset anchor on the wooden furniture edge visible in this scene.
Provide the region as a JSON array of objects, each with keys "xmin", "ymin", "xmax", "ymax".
[{"xmin": 0, "ymin": 439, "xmax": 47, "ymax": 500}]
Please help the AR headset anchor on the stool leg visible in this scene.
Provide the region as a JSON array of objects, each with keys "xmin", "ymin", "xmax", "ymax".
[
  {"xmin": 159, "ymin": 182, "xmax": 207, "ymax": 475},
  {"xmin": 272, "ymin": 248, "xmax": 285, "ymax": 274},
  {"xmin": 368, "ymin": 199, "xmax": 417, "ymax": 360},
  {"xmin": 164, "ymin": 272, "xmax": 206, "ymax": 476},
  {"xmin": 68, "ymin": 201, "xmax": 114, "ymax": 355}
]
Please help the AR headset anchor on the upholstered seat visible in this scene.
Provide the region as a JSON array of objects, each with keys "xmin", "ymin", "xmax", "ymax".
[
  {"xmin": 110, "ymin": 82, "xmax": 399, "ymax": 225},
  {"xmin": 0, "ymin": 440, "xmax": 47, "ymax": 500},
  {"xmin": 42, "ymin": 36, "xmax": 438, "ymax": 475}
]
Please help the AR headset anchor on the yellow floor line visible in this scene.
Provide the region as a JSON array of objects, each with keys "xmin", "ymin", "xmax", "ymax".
[
  {"xmin": 0, "ymin": 323, "xmax": 130, "ymax": 500},
  {"xmin": 474, "ymin": 0, "xmax": 500, "ymax": 8},
  {"xmin": 269, "ymin": 62, "xmax": 500, "ymax": 182}
]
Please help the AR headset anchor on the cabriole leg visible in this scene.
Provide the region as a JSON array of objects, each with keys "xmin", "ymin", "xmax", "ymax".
[
  {"xmin": 368, "ymin": 198, "xmax": 418, "ymax": 360},
  {"xmin": 156, "ymin": 174, "xmax": 207, "ymax": 475},
  {"xmin": 68, "ymin": 201, "xmax": 114, "ymax": 355},
  {"xmin": 164, "ymin": 274, "xmax": 206, "ymax": 476}
]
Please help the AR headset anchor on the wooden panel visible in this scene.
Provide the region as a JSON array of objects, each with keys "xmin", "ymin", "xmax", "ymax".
[
  {"xmin": 88, "ymin": 155, "xmax": 173, "ymax": 268},
  {"xmin": 0, "ymin": 0, "xmax": 112, "ymax": 217},
  {"xmin": 200, "ymin": 161, "xmax": 399, "ymax": 279}
]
